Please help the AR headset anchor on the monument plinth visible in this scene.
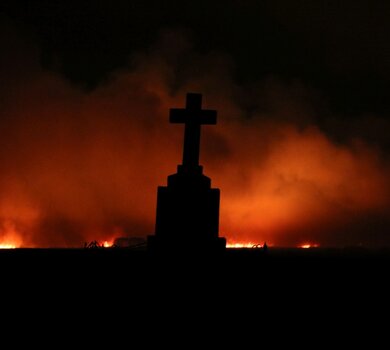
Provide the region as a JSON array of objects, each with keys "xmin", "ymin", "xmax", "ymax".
[{"xmin": 147, "ymin": 93, "xmax": 226, "ymax": 252}]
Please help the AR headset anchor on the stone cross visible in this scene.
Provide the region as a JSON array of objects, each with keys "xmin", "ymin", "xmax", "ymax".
[{"xmin": 170, "ymin": 93, "xmax": 217, "ymax": 169}]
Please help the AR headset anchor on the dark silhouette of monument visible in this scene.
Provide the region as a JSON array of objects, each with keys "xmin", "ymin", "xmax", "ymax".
[{"xmin": 148, "ymin": 93, "xmax": 226, "ymax": 252}]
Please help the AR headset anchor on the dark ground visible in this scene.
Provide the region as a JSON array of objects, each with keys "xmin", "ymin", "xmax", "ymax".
[
  {"xmin": 2, "ymin": 246, "xmax": 389, "ymax": 278},
  {"xmin": 2, "ymin": 245, "xmax": 389, "ymax": 258},
  {"xmin": 2, "ymin": 247, "xmax": 389, "ymax": 320}
]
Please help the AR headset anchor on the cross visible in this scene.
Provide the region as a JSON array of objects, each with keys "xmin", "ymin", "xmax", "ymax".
[{"xmin": 170, "ymin": 93, "xmax": 217, "ymax": 170}]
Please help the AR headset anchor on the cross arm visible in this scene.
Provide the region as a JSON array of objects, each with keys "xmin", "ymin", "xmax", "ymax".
[{"xmin": 170, "ymin": 109, "xmax": 217, "ymax": 124}]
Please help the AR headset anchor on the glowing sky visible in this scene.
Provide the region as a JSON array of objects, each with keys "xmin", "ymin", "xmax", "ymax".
[{"xmin": 1, "ymin": 3, "xmax": 390, "ymax": 247}]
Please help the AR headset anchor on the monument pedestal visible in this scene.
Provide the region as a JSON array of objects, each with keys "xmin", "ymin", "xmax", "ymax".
[{"xmin": 148, "ymin": 165, "xmax": 226, "ymax": 252}]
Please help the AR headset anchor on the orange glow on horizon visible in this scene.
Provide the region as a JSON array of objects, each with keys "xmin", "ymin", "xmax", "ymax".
[
  {"xmin": 0, "ymin": 221, "xmax": 24, "ymax": 249},
  {"xmin": 102, "ymin": 240, "xmax": 114, "ymax": 248},
  {"xmin": 226, "ymin": 241, "xmax": 266, "ymax": 248},
  {"xmin": 299, "ymin": 243, "xmax": 319, "ymax": 249},
  {"xmin": 0, "ymin": 243, "xmax": 17, "ymax": 249}
]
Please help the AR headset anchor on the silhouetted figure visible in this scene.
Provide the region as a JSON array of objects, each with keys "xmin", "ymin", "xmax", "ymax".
[
  {"xmin": 263, "ymin": 242, "xmax": 268, "ymax": 254},
  {"xmin": 148, "ymin": 93, "xmax": 226, "ymax": 253}
]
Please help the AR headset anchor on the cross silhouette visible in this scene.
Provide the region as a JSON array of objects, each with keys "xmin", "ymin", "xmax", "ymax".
[{"xmin": 170, "ymin": 93, "xmax": 217, "ymax": 169}]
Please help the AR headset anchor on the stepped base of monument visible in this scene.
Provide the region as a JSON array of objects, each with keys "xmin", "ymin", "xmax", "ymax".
[{"xmin": 147, "ymin": 235, "xmax": 226, "ymax": 254}]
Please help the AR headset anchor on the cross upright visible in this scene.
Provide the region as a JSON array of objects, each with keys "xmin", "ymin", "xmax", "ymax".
[{"xmin": 170, "ymin": 93, "xmax": 217, "ymax": 170}]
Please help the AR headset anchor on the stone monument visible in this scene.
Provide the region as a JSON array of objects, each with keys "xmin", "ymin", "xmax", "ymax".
[{"xmin": 147, "ymin": 93, "xmax": 226, "ymax": 252}]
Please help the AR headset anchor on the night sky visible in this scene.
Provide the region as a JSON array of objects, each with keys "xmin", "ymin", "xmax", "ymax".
[{"xmin": 1, "ymin": 1, "xmax": 389, "ymax": 247}]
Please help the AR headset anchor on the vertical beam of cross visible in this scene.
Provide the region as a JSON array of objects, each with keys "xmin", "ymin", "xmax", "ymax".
[{"xmin": 170, "ymin": 93, "xmax": 217, "ymax": 169}]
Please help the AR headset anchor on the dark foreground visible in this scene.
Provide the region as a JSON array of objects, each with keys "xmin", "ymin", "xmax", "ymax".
[
  {"xmin": 2, "ymin": 247, "xmax": 389, "ymax": 310},
  {"xmin": 2, "ymin": 246, "xmax": 389, "ymax": 275},
  {"xmin": 1, "ymin": 245, "xmax": 389, "ymax": 258}
]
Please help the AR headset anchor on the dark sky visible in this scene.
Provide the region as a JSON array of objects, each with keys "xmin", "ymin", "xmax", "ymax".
[
  {"xmin": 0, "ymin": 1, "xmax": 390, "ymax": 247},
  {"xmin": 3, "ymin": 0, "xmax": 390, "ymax": 114}
]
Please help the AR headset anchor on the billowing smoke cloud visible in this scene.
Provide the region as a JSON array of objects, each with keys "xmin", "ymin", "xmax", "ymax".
[{"xmin": 1, "ymin": 19, "xmax": 389, "ymax": 247}]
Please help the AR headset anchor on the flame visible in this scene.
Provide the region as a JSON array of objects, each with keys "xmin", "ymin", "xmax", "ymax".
[
  {"xmin": 0, "ymin": 243, "xmax": 17, "ymax": 249},
  {"xmin": 102, "ymin": 240, "xmax": 113, "ymax": 248},
  {"xmin": 84, "ymin": 239, "xmax": 115, "ymax": 248},
  {"xmin": 0, "ymin": 221, "xmax": 23, "ymax": 248},
  {"xmin": 226, "ymin": 241, "xmax": 265, "ymax": 248},
  {"xmin": 299, "ymin": 243, "xmax": 319, "ymax": 249}
]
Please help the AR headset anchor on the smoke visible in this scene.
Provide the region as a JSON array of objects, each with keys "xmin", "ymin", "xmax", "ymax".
[{"xmin": 0, "ymin": 20, "xmax": 389, "ymax": 247}]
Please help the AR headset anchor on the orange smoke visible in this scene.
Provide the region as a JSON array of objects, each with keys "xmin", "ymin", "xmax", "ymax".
[
  {"xmin": 0, "ymin": 23, "xmax": 389, "ymax": 247},
  {"xmin": 214, "ymin": 122, "xmax": 390, "ymax": 246}
]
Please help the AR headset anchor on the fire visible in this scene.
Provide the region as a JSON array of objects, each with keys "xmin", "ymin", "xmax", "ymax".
[
  {"xmin": 226, "ymin": 241, "xmax": 264, "ymax": 248},
  {"xmin": 0, "ymin": 243, "xmax": 17, "ymax": 249},
  {"xmin": 0, "ymin": 221, "xmax": 23, "ymax": 248},
  {"xmin": 102, "ymin": 240, "xmax": 113, "ymax": 248},
  {"xmin": 84, "ymin": 239, "xmax": 115, "ymax": 248},
  {"xmin": 299, "ymin": 243, "xmax": 319, "ymax": 249}
]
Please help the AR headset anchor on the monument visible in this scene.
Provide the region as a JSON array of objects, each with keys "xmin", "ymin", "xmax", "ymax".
[{"xmin": 147, "ymin": 93, "xmax": 226, "ymax": 252}]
